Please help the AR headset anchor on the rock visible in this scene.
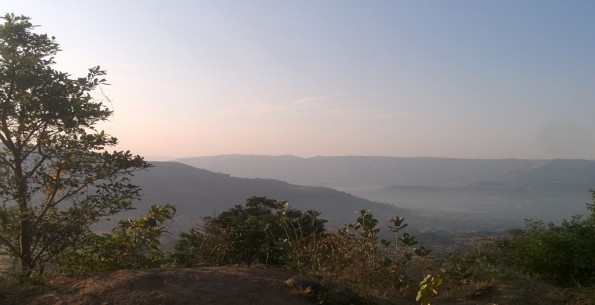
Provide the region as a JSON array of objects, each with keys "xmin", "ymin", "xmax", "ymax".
[{"xmin": 284, "ymin": 275, "xmax": 322, "ymax": 291}]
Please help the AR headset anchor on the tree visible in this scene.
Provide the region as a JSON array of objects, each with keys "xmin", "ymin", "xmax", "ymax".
[
  {"xmin": 0, "ymin": 14, "xmax": 150, "ymax": 277},
  {"xmin": 171, "ymin": 196, "xmax": 326, "ymax": 266},
  {"xmin": 58, "ymin": 204, "xmax": 176, "ymax": 275}
]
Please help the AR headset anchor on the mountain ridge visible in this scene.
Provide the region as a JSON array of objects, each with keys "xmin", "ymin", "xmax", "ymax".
[
  {"xmin": 127, "ymin": 162, "xmax": 412, "ymax": 231},
  {"xmin": 174, "ymin": 155, "xmax": 595, "ymax": 191},
  {"xmin": 170, "ymin": 155, "xmax": 595, "ymax": 229}
]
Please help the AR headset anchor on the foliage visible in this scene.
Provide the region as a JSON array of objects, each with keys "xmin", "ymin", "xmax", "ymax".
[
  {"xmin": 170, "ymin": 196, "xmax": 326, "ymax": 266},
  {"xmin": 169, "ymin": 195, "xmax": 595, "ymax": 303},
  {"xmin": 571, "ymin": 286, "xmax": 595, "ymax": 305},
  {"xmin": 416, "ymin": 274, "xmax": 442, "ymax": 305},
  {"xmin": 341, "ymin": 209, "xmax": 381, "ymax": 260},
  {"xmin": 0, "ymin": 14, "xmax": 149, "ymax": 277},
  {"xmin": 439, "ymin": 237, "xmax": 501, "ymax": 285},
  {"xmin": 172, "ymin": 201, "xmax": 434, "ymax": 303},
  {"xmin": 497, "ymin": 191, "xmax": 595, "ymax": 286},
  {"xmin": 298, "ymin": 210, "xmax": 434, "ymax": 304},
  {"xmin": 387, "ymin": 215, "xmax": 407, "ymax": 259},
  {"xmin": 57, "ymin": 204, "xmax": 176, "ymax": 275}
]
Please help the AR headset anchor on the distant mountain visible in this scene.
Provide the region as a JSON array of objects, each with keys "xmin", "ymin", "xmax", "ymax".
[
  {"xmin": 111, "ymin": 158, "xmax": 595, "ymax": 235},
  {"xmin": 507, "ymin": 159, "xmax": 595, "ymax": 186},
  {"xmin": 175, "ymin": 155, "xmax": 595, "ymax": 191},
  {"xmin": 354, "ymin": 183, "xmax": 592, "ymax": 226},
  {"xmin": 125, "ymin": 162, "xmax": 412, "ymax": 232},
  {"xmin": 171, "ymin": 155, "xmax": 595, "ymax": 229}
]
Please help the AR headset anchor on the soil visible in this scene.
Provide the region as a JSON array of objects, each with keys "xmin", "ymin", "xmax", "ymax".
[
  {"xmin": 7, "ymin": 267, "xmax": 314, "ymax": 305},
  {"xmin": 437, "ymin": 281, "xmax": 572, "ymax": 305},
  {"xmin": 2, "ymin": 267, "xmax": 578, "ymax": 305}
]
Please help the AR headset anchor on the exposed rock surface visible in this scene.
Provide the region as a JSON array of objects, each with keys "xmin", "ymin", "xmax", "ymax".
[{"xmin": 15, "ymin": 267, "xmax": 314, "ymax": 305}]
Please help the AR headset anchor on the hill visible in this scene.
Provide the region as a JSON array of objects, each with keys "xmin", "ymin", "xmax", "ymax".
[
  {"xmin": 355, "ymin": 183, "xmax": 591, "ymax": 227},
  {"xmin": 173, "ymin": 155, "xmax": 595, "ymax": 229},
  {"xmin": 123, "ymin": 162, "xmax": 411, "ymax": 232},
  {"xmin": 176, "ymin": 155, "xmax": 595, "ymax": 191}
]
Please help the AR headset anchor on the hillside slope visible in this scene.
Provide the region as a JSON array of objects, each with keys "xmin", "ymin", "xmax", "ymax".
[
  {"xmin": 125, "ymin": 162, "xmax": 409, "ymax": 231},
  {"xmin": 173, "ymin": 156, "xmax": 595, "ymax": 229}
]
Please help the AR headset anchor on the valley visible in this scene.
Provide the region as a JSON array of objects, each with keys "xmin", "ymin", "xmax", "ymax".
[{"xmin": 119, "ymin": 156, "xmax": 595, "ymax": 236}]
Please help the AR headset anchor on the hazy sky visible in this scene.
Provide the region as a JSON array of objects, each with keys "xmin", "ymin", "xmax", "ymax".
[{"xmin": 3, "ymin": 1, "xmax": 595, "ymax": 160}]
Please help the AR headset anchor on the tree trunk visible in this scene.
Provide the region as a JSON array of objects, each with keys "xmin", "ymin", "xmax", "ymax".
[
  {"xmin": 15, "ymin": 159, "xmax": 34, "ymax": 276},
  {"xmin": 18, "ymin": 210, "xmax": 33, "ymax": 275}
]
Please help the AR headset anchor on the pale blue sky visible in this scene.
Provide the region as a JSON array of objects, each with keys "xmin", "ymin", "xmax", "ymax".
[{"xmin": 3, "ymin": 1, "xmax": 595, "ymax": 159}]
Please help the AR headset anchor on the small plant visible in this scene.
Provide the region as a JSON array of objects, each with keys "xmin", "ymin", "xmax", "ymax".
[
  {"xmin": 416, "ymin": 274, "xmax": 442, "ymax": 305},
  {"xmin": 387, "ymin": 216, "xmax": 408, "ymax": 257},
  {"xmin": 440, "ymin": 237, "xmax": 500, "ymax": 286},
  {"xmin": 343, "ymin": 209, "xmax": 380, "ymax": 261}
]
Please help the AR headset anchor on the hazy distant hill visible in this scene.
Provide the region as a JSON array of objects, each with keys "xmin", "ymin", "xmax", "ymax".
[
  {"xmin": 354, "ymin": 183, "xmax": 591, "ymax": 225},
  {"xmin": 175, "ymin": 155, "xmax": 575, "ymax": 191},
  {"xmin": 126, "ymin": 162, "xmax": 412, "ymax": 232},
  {"xmin": 506, "ymin": 159, "xmax": 595, "ymax": 185},
  {"xmin": 173, "ymin": 155, "xmax": 595, "ymax": 228},
  {"xmin": 116, "ymin": 162, "xmax": 526, "ymax": 234}
]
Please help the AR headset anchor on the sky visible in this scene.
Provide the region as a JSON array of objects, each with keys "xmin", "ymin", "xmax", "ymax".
[{"xmin": 3, "ymin": 1, "xmax": 595, "ymax": 160}]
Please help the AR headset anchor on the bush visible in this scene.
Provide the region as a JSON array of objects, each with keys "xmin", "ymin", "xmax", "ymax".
[
  {"xmin": 439, "ymin": 236, "xmax": 502, "ymax": 286},
  {"xmin": 172, "ymin": 199, "xmax": 433, "ymax": 303},
  {"xmin": 57, "ymin": 204, "xmax": 176, "ymax": 275},
  {"xmin": 170, "ymin": 196, "xmax": 326, "ymax": 267},
  {"xmin": 498, "ymin": 191, "xmax": 595, "ymax": 286}
]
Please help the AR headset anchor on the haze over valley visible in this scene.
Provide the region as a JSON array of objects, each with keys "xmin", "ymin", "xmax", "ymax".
[{"xmin": 117, "ymin": 156, "xmax": 595, "ymax": 236}]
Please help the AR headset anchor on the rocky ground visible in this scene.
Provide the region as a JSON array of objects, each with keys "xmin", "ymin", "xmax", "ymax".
[{"xmin": 1, "ymin": 267, "xmax": 578, "ymax": 305}]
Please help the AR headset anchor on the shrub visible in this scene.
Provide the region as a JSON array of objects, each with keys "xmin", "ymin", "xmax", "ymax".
[
  {"xmin": 440, "ymin": 237, "xmax": 502, "ymax": 285},
  {"xmin": 170, "ymin": 196, "xmax": 326, "ymax": 267},
  {"xmin": 498, "ymin": 191, "xmax": 595, "ymax": 286},
  {"xmin": 57, "ymin": 204, "xmax": 176, "ymax": 275}
]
